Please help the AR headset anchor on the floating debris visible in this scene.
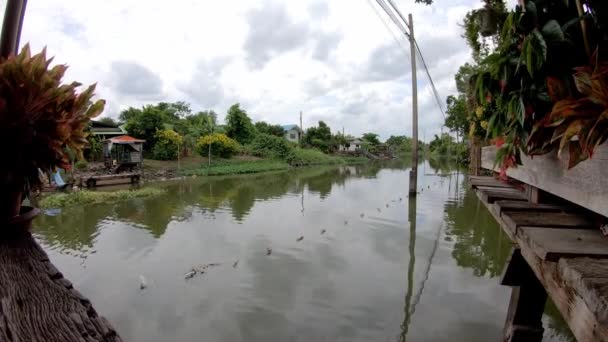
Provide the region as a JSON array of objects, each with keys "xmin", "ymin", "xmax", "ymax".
[
  {"xmin": 266, "ymin": 248, "xmax": 272, "ymax": 256},
  {"xmin": 184, "ymin": 262, "xmax": 221, "ymax": 280},
  {"xmin": 386, "ymin": 204, "xmax": 389, "ymax": 208},
  {"xmin": 399, "ymin": 197, "xmax": 403, "ymax": 202},
  {"xmin": 428, "ymin": 185, "xmax": 430, "ymax": 189},
  {"xmin": 296, "ymin": 236, "xmax": 304, "ymax": 242},
  {"xmin": 139, "ymin": 275, "xmax": 148, "ymax": 290},
  {"xmin": 232, "ymin": 260, "xmax": 239, "ymax": 268},
  {"xmin": 344, "ymin": 220, "xmax": 348, "ymax": 225},
  {"xmin": 376, "ymin": 208, "xmax": 381, "ymax": 213},
  {"xmin": 320, "ymin": 229, "xmax": 326, "ymax": 234}
]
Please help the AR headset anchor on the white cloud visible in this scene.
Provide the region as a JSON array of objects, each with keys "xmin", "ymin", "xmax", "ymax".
[{"xmin": 20, "ymin": 0, "xmax": 487, "ymax": 140}]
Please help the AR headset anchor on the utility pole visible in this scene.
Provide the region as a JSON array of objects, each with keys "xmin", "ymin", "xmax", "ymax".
[{"xmin": 408, "ymin": 13, "xmax": 419, "ymax": 197}]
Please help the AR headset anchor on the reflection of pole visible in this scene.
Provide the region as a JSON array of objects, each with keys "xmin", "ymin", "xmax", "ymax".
[
  {"xmin": 408, "ymin": 13, "xmax": 419, "ymax": 197},
  {"xmin": 400, "ymin": 196, "xmax": 417, "ymax": 341}
]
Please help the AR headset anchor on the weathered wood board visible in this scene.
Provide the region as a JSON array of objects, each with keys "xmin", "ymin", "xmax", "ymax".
[
  {"xmin": 0, "ymin": 233, "xmax": 122, "ymax": 341},
  {"xmin": 519, "ymin": 227, "xmax": 608, "ymax": 261},
  {"xmin": 469, "ymin": 176, "xmax": 514, "ymax": 189},
  {"xmin": 502, "ymin": 211, "xmax": 594, "ymax": 235},
  {"xmin": 478, "ymin": 187, "xmax": 528, "ymax": 203},
  {"xmin": 558, "ymin": 258, "xmax": 608, "ymax": 326},
  {"xmin": 482, "ymin": 145, "xmax": 608, "ymax": 218},
  {"xmin": 493, "ymin": 201, "xmax": 567, "ymax": 216},
  {"xmin": 473, "ymin": 182, "xmax": 608, "ymax": 342}
]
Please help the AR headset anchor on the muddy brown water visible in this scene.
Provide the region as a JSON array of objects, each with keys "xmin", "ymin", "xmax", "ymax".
[{"xmin": 35, "ymin": 160, "xmax": 573, "ymax": 342}]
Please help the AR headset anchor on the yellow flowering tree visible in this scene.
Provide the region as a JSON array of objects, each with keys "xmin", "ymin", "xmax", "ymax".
[
  {"xmin": 196, "ymin": 133, "xmax": 240, "ymax": 158},
  {"xmin": 152, "ymin": 129, "xmax": 183, "ymax": 160}
]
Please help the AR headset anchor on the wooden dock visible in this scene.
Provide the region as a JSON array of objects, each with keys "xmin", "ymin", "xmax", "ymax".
[
  {"xmin": 80, "ymin": 173, "xmax": 141, "ymax": 188},
  {"xmin": 0, "ymin": 231, "xmax": 122, "ymax": 341},
  {"xmin": 470, "ymin": 175, "xmax": 608, "ymax": 341}
]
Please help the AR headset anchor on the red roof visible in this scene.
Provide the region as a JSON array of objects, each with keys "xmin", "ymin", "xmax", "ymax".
[{"xmin": 104, "ymin": 135, "xmax": 145, "ymax": 143}]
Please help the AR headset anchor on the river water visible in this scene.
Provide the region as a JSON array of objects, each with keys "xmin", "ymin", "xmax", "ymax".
[{"xmin": 35, "ymin": 160, "xmax": 573, "ymax": 342}]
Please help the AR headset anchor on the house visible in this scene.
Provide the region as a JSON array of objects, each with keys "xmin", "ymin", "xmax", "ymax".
[
  {"xmin": 102, "ymin": 135, "xmax": 145, "ymax": 172},
  {"xmin": 282, "ymin": 124, "xmax": 302, "ymax": 142},
  {"xmin": 339, "ymin": 138, "xmax": 364, "ymax": 152},
  {"xmin": 90, "ymin": 120, "xmax": 126, "ymax": 140}
]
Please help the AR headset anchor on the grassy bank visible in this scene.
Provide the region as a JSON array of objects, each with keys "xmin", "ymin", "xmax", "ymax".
[
  {"xmin": 181, "ymin": 151, "xmax": 369, "ymax": 176},
  {"xmin": 181, "ymin": 159, "xmax": 289, "ymax": 176},
  {"xmin": 39, "ymin": 187, "xmax": 166, "ymax": 208}
]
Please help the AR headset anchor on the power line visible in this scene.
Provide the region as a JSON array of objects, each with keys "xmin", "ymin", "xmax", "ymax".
[
  {"xmin": 414, "ymin": 40, "xmax": 445, "ymax": 119},
  {"xmin": 366, "ymin": 0, "xmax": 409, "ymax": 54},
  {"xmin": 369, "ymin": 0, "xmax": 446, "ymax": 120},
  {"xmin": 375, "ymin": 0, "xmax": 410, "ymax": 39}
]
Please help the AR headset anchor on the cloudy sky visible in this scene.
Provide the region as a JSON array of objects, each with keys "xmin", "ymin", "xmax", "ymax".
[{"xmin": 20, "ymin": 0, "xmax": 495, "ymax": 140}]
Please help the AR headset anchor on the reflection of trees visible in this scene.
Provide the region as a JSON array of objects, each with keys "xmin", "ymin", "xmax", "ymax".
[
  {"xmin": 443, "ymin": 186, "xmax": 511, "ymax": 278},
  {"xmin": 35, "ymin": 164, "xmax": 385, "ymax": 251},
  {"xmin": 35, "ymin": 204, "xmax": 113, "ymax": 251}
]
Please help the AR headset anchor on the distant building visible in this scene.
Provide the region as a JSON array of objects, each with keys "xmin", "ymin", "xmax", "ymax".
[
  {"xmin": 281, "ymin": 124, "xmax": 302, "ymax": 142},
  {"xmin": 90, "ymin": 120, "xmax": 126, "ymax": 140},
  {"xmin": 339, "ymin": 138, "xmax": 364, "ymax": 152}
]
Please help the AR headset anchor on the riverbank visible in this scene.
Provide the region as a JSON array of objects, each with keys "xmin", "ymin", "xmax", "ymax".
[{"xmin": 145, "ymin": 154, "xmax": 368, "ymax": 179}]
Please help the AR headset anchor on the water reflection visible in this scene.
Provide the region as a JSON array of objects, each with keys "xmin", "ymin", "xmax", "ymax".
[
  {"xmin": 32, "ymin": 161, "xmax": 574, "ymax": 342},
  {"xmin": 35, "ymin": 164, "xmax": 384, "ymax": 251}
]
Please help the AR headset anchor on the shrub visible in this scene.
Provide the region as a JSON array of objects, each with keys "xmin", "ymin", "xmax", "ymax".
[
  {"xmin": 286, "ymin": 148, "xmax": 340, "ymax": 167},
  {"xmin": 75, "ymin": 160, "xmax": 88, "ymax": 170},
  {"xmin": 247, "ymin": 133, "xmax": 292, "ymax": 158},
  {"xmin": 196, "ymin": 133, "xmax": 240, "ymax": 158},
  {"xmin": 152, "ymin": 129, "xmax": 183, "ymax": 160}
]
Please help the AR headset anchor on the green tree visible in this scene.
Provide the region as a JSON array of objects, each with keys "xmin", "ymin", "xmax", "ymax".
[
  {"xmin": 445, "ymin": 95, "xmax": 469, "ymax": 138},
  {"xmin": 255, "ymin": 121, "xmax": 284, "ymax": 137},
  {"xmin": 302, "ymin": 121, "xmax": 332, "ymax": 152},
  {"xmin": 362, "ymin": 133, "xmax": 380, "ymax": 146},
  {"xmin": 124, "ymin": 105, "xmax": 168, "ymax": 149},
  {"xmin": 98, "ymin": 117, "xmax": 119, "ymax": 126},
  {"xmin": 225, "ymin": 103, "xmax": 256, "ymax": 144}
]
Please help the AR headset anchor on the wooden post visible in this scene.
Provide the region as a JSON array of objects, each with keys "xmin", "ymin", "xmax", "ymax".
[
  {"xmin": 408, "ymin": 13, "xmax": 418, "ymax": 197},
  {"xmin": 501, "ymin": 249, "xmax": 546, "ymax": 342}
]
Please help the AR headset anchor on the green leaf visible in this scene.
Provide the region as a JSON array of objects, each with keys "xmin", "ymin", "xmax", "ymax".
[
  {"xmin": 542, "ymin": 20, "xmax": 564, "ymax": 42},
  {"xmin": 558, "ymin": 119, "xmax": 584, "ymax": 159}
]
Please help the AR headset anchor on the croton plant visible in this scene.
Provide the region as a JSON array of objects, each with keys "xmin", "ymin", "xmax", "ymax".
[
  {"xmin": 0, "ymin": 44, "xmax": 104, "ymax": 219},
  {"xmin": 471, "ymin": 0, "xmax": 608, "ymax": 175}
]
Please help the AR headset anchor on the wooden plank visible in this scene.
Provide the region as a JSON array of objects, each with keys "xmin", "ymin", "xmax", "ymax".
[
  {"xmin": 0, "ymin": 233, "xmax": 123, "ymax": 341},
  {"xmin": 501, "ymin": 211, "xmax": 594, "ymax": 234},
  {"xmin": 482, "ymin": 145, "xmax": 608, "ymax": 218},
  {"xmin": 469, "ymin": 176, "xmax": 514, "ymax": 189},
  {"xmin": 479, "ymin": 188, "xmax": 528, "ymax": 203},
  {"xmin": 494, "ymin": 201, "xmax": 567, "ymax": 216},
  {"xmin": 474, "ymin": 183, "xmax": 608, "ymax": 342},
  {"xmin": 558, "ymin": 258, "xmax": 608, "ymax": 326},
  {"xmin": 518, "ymin": 242, "xmax": 608, "ymax": 341},
  {"xmin": 519, "ymin": 227, "xmax": 608, "ymax": 261}
]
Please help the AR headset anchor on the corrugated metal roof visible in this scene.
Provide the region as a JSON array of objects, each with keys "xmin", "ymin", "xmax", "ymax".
[{"xmin": 103, "ymin": 135, "xmax": 145, "ymax": 144}]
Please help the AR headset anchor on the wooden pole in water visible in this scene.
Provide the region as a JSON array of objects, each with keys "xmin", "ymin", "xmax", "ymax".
[{"xmin": 408, "ymin": 13, "xmax": 419, "ymax": 197}]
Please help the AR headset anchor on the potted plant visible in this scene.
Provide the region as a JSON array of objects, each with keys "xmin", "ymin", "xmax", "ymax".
[{"xmin": 0, "ymin": 44, "xmax": 105, "ymax": 232}]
